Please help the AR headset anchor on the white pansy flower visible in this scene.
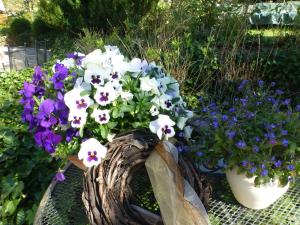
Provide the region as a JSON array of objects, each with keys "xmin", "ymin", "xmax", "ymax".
[
  {"xmin": 149, "ymin": 114, "xmax": 176, "ymax": 140},
  {"xmin": 150, "ymin": 105, "xmax": 159, "ymax": 116},
  {"xmin": 140, "ymin": 76, "xmax": 159, "ymax": 95},
  {"xmin": 78, "ymin": 138, "xmax": 107, "ymax": 167},
  {"xmin": 60, "ymin": 58, "xmax": 75, "ymax": 69},
  {"xmin": 94, "ymin": 83, "xmax": 117, "ymax": 106},
  {"xmin": 104, "ymin": 45, "xmax": 121, "ymax": 56},
  {"xmin": 126, "ymin": 58, "xmax": 148, "ymax": 75},
  {"xmin": 82, "ymin": 49, "xmax": 112, "ymax": 72},
  {"xmin": 184, "ymin": 126, "xmax": 193, "ymax": 140},
  {"xmin": 159, "ymin": 94, "xmax": 174, "ymax": 111},
  {"xmin": 107, "ymin": 80, "xmax": 123, "ymax": 94},
  {"xmin": 84, "ymin": 69, "xmax": 106, "ymax": 87},
  {"xmin": 74, "ymin": 77, "xmax": 91, "ymax": 91},
  {"xmin": 120, "ymin": 91, "xmax": 134, "ymax": 101},
  {"xmin": 64, "ymin": 89, "xmax": 94, "ymax": 111},
  {"xmin": 68, "ymin": 110, "xmax": 88, "ymax": 128},
  {"xmin": 91, "ymin": 109, "xmax": 110, "ymax": 124}
]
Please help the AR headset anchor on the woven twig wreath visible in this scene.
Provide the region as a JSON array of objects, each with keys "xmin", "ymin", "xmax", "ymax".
[{"xmin": 82, "ymin": 130, "xmax": 212, "ymax": 225}]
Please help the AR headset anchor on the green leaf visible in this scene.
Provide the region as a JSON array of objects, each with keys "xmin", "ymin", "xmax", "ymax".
[
  {"xmin": 100, "ymin": 126, "xmax": 109, "ymax": 139},
  {"xmin": 80, "ymin": 90, "xmax": 90, "ymax": 97},
  {"xmin": 120, "ymin": 104, "xmax": 134, "ymax": 113},
  {"xmin": 112, "ymin": 108, "xmax": 120, "ymax": 118},
  {"xmin": 4, "ymin": 200, "xmax": 18, "ymax": 215},
  {"xmin": 79, "ymin": 126, "xmax": 84, "ymax": 137},
  {"xmin": 16, "ymin": 210, "xmax": 25, "ymax": 225},
  {"xmin": 107, "ymin": 122, "xmax": 117, "ymax": 129}
]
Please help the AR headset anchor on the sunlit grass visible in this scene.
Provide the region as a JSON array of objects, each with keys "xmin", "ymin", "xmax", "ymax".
[{"xmin": 248, "ymin": 28, "xmax": 297, "ymax": 37}]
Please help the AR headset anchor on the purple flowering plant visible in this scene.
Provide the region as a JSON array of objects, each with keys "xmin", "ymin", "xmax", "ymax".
[
  {"xmin": 190, "ymin": 80, "xmax": 300, "ymax": 186},
  {"xmin": 20, "ymin": 46, "xmax": 191, "ymax": 176}
]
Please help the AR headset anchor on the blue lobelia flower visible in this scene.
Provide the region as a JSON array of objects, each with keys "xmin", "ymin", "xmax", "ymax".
[
  {"xmin": 221, "ymin": 115, "xmax": 228, "ymax": 121},
  {"xmin": 274, "ymin": 160, "xmax": 282, "ymax": 168},
  {"xmin": 227, "ymin": 130, "xmax": 236, "ymax": 140},
  {"xmin": 287, "ymin": 164, "xmax": 295, "ymax": 171},
  {"xmin": 261, "ymin": 169, "xmax": 268, "ymax": 176},
  {"xmin": 249, "ymin": 167, "xmax": 257, "ymax": 174},
  {"xmin": 55, "ymin": 172, "xmax": 65, "ymax": 182},
  {"xmin": 282, "ymin": 139, "xmax": 289, "ymax": 147},
  {"xmin": 238, "ymin": 80, "xmax": 249, "ymax": 91},
  {"xmin": 241, "ymin": 160, "xmax": 248, "ymax": 167},
  {"xmin": 281, "ymin": 130, "xmax": 288, "ymax": 136},
  {"xmin": 258, "ymin": 80, "xmax": 264, "ymax": 88},
  {"xmin": 236, "ymin": 140, "xmax": 246, "ymax": 149},
  {"xmin": 252, "ymin": 145, "xmax": 260, "ymax": 153},
  {"xmin": 254, "ymin": 136, "xmax": 261, "ymax": 142},
  {"xmin": 282, "ymin": 99, "xmax": 291, "ymax": 106},
  {"xmin": 275, "ymin": 89, "xmax": 284, "ymax": 95},
  {"xmin": 196, "ymin": 151, "xmax": 204, "ymax": 157}
]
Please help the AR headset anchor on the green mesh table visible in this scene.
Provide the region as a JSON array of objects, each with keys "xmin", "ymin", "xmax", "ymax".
[{"xmin": 34, "ymin": 164, "xmax": 300, "ymax": 225}]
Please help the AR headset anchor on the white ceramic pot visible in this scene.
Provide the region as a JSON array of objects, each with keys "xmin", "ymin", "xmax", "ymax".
[{"xmin": 226, "ymin": 168, "xmax": 289, "ymax": 209}]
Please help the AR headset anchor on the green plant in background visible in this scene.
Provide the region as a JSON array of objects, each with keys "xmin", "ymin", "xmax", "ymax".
[
  {"xmin": 7, "ymin": 17, "xmax": 32, "ymax": 45},
  {"xmin": 0, "ymin": 69, "xmax": 58, "ymax": 225},
  {"xmin": 35, "ymin": 0, "xmax": 158, "ymax": 35}
]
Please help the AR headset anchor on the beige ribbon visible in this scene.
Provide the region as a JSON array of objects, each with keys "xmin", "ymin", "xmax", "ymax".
[{"xmin": 146, "ymin": 141, "xmax": 210, "ymax": 225}]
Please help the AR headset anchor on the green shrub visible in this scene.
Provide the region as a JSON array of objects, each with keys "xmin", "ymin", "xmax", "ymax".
[
  {"xmin": 31, "ymin": 17, "xmax": 52, "ymax": 40},
  {"xmin": 7, "ymin": 17, "xmax": 32, "ymax": 45},
  {"xmin": 0, "ymin": 69, "xmax": 58, "ymax": 225},
  {"xmin": 36, "ymin": 0, "xmax": 159, "ymax": 34}
]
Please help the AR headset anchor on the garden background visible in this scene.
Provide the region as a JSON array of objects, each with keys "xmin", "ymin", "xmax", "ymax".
[{"xmin": 0, "ymin": 0, "xmax": 300, "ymax": 224}]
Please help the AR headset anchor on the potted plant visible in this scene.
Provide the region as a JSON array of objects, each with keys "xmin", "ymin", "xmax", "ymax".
[
  {"xmin": 190, "ymin": 80, "xmax": 300, "ymax": 209},
  {"xmin": 20, "ymin": 46, "xmax": 212, "ymax": 224},
  {"xmin": 19, "ymin": 45, "xmax": 193, "ymax": 176}
]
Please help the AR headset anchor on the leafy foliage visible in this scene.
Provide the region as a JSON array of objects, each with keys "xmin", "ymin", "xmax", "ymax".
[
  {"xmin": 0, "ymin": 69, "xmax": 57, "ymax": 224},
  {"xmin": 7, "ymin": 17, "xmax": 32, "ymax": 45},
  {"xmin": 35, "ymin": 0, "xmax": 158, "ymax": 35}
]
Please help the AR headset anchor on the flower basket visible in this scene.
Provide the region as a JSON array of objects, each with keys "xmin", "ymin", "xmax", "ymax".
[
  {"xmin": 81, "ymin": 130, "xmax": 212, "ymax": 225},
  {"xmin": 19, "ymin": 46, "xmax": 212, "ymax": 224}
]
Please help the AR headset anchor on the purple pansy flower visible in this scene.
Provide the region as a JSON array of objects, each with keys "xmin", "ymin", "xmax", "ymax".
[
  {"xmin": 50, "ymin": 63, "xmax": 69, "ymax": 90},
  {"xmin": 34, "ymin": 129, "xmax": 62, "ymax": 153},
  {"xmin": 20, "ymin": 82, "xmax": 35, "ymax": 98},
  {"xmin": 36, "ymin": 99, "xmax": 57, "ymax": 128}
]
